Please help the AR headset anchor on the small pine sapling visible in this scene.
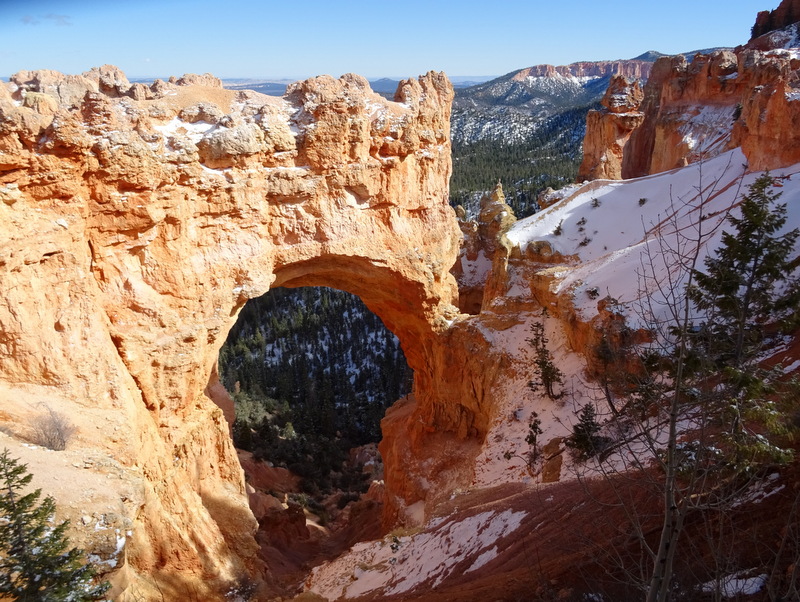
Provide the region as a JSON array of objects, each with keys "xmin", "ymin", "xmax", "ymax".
[
  {"xmin": 526, "ymin": 412, "xmax": 543, "ymax": 462},
  {"xmin": 527, "ymin": 323, "xmax": 564, "ymax": 400},
  {"xmin": 502, "ymin": 412, "xmax": 545, "ymax": 473},
  {"xmin": 566, "ymin": 404, "xmax": 607, "ymax": 461}
]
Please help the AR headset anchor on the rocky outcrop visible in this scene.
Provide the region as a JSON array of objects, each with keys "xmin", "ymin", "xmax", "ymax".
[
  {"xmin": 751, "ymin": 0, "xmax": 800, "ymax": 39},
  {"xmin": 578, "ymin": 75, "xmax": 644, "ymax": 180},
  {"xmin": 580, "ymin": 46, "xmax": 800, "ymax": 180},
  {"xmin": 0, "ymin": 65, "xmax": 464, "ymax": 599},
  {"xmin": 731, "ymin": 51, "xmax": 800, "ymax": 170},
  {"xmin": 510, "ymin": 60, "xmax": 652, "ymax": 82},
  {"xmin": 451, "ymin": 183, "xmax": 516, "ymax": 313}
]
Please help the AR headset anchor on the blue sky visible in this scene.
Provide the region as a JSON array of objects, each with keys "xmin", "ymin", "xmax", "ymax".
[{"xmin": 0, "ymin": 0, "xmax": 771, "ymax": 80}]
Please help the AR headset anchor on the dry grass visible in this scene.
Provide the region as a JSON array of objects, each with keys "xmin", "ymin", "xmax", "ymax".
[{"xmin": 30, "ymin": 404, "xmax": 75, "ymax": 451}]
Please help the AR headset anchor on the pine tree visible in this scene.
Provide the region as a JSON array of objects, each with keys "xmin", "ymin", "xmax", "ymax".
[
  {"xmin": 0, "ymin": 449, "xmax": 109, "ymax": 602},
  {"xmin": 689, "ymin": 173, "xmax": 800, "ymax": 368},
  {"xmin": 527, "ymin": 322, "xmax": 564, "ymax": 400},
  {"xmin": 566, "ymin": 404, "xmax": 606, "ymax": 461},
  {"xmin": 609, "ymin": 173, "xmax": 800, "ymax": 602}
]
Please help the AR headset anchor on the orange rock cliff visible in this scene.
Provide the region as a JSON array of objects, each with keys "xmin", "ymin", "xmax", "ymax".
[
  {"xmin": 0, "ymin": 65, "xmax": 497, "ymax": 599},
  {"xmin": 511, "ymin": 60, "xmax": 652, "ymax": 82},
  {"xmin": 3, "ymin": 11, "xmax": 800, "ymax": 599},
  {"xmin": 580, "ymin": 36, "xmax": 800, "ymax": 180}
]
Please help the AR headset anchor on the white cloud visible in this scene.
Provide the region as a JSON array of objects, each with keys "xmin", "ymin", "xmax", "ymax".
[
  {"xmin": 20, "ymin": 14, "xmax": 73, "ymax": 27},
  {"xmin": 45, "ymin": 14, "xmax": 72, "ymax": 26}
]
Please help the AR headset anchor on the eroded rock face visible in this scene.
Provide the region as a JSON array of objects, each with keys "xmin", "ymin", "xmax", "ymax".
[
  {"xmin": 581, "ymin": 46, "xmax": 800, "ymax": 180},
  {"xmin": 751, "ymin": 0, "xmax": 800, "ymax": 40},
  {"xmin": 451, "ymin": 183, "xmax": 517, "ymax": 314},
  {"xmin": 578, "ymin": 75, "xmax": 644, "ymax": 181},
  {"xmin": 0, "ymin": 66, "xmax": 463, "ymax": 599},
  {"xmin": 510, "ymin": 60, "xmax": 652, "ymax": 81}
]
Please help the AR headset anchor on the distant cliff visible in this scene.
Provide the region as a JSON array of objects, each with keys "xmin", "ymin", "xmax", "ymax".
[{"xmin": 510, "ymin": 60, "xmax": 652, "ymax": 82}]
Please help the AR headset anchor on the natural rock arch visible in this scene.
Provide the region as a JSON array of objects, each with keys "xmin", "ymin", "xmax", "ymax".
[{"xmin": 0, "ymin": 66, "xmax": 496, "ymax": 598}]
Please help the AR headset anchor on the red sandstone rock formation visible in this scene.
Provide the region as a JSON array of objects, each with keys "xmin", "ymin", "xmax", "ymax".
[
  {"xmin": 510, "ymin": 60, "xmax": 652, "ymax": 82},
  {"xmin": 0, "ymin": 64, "xmax": 466, "ymax": 599},
  {"xmin": 751, "ymin": 0, "xmax": 800, "ymax": 39},
  {"xmin": 581, "ymin": 45, "xmax": 800, "ymax": 180},
  {"xmin": 451, "ymin": 183, "xmax": 517, "ymax": 314},
  {"xmin": 578, "ymin": 75, "xmax": 644, "ymax": 180}
]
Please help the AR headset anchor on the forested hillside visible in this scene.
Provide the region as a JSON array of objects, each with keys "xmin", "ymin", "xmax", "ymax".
[
  {"xmin": 219, "ymin": 287, "xmax": 412, "ymax": 493},
  {"xmin": 450, "ymin": 104, "xmax": 591, "ymax": 217}
]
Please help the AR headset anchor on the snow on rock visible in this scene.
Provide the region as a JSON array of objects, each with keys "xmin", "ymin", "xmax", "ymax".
[
  {"xmin": 731, "ymin": 473, "xmax": 786, "ymax": 508},
  {"xmin": 459, "ymin": 249, "xmax": 492, "ymax": 287},
  {"xmin": 306, "ymin": 508, "xmax": 527, "ymax": 600},
  {"xmin": 470, "ymin": 313, "xmax": 582, "ymax": 488},
  {"xmin": 153, "ymin": 117, "xmax": 217, "ymax": 142},
  {"xmin": 506, "ymin": 149, "xmax": 800, "ymax": 326},
  {"xmin": 783, "ymin": 359, "xmax": 800, "ymax": 373},
  {"xmin": 678, "ymin": 104, "xmax": 736, "ymax": 157},
  {"xmin": 462, "ymin": 149, "xmax": 800, "ymax": 492},
  {"xmin": 701, "ymin": 572, "xmax": 767, "ymax": 598}
]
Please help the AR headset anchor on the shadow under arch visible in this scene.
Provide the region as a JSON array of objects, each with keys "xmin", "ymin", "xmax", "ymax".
[{"xmin": 270, "ymin": 253, "xmax": 439, "ymax": 377}]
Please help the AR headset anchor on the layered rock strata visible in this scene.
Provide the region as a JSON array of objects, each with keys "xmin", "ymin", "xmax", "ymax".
[
  {"xmin": 0, "ymin": 65, "xmax": 468, "ymax": 599},
  {"xmin": 510, "ymin": 60, "xmax": 653, "ymax": 82},
  {"xmin": 579, "ymin": 45, "xmax": 800, "ymax": 180}
]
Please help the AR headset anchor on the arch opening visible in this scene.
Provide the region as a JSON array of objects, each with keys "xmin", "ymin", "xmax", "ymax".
[{"xmin": 219, "ymin": 285, "xmax": 414, "ymax": 576}]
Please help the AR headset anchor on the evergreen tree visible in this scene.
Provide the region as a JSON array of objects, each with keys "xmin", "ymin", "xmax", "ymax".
[
  {"xmin": 681, "ymin": 172, "xmax": 799, "ymax": 473},
  {"xmin": 566, "ymin": 404, "xmax": 606, "ymax": 461},
  {"xmin": 527, "ymin": 322, "xmax": 564, "ymax": 400},
  {"xmin": 598, "ymin": 174, "xmax": 800, "ymax": 602},
  {"xmin": 689, "ymin": 173, "xmax": 800, "ymax": 368},
  {"xmin": 0, "ymin": 449, "xmax": 109, "ymax": 602}
]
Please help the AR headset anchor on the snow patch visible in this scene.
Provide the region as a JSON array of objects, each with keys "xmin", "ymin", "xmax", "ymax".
[
  {"xmin": 464, "ymin": 546, "xmax": 498, "ymax": 573},
  {"xmin": 154, "ymin": 117, "xmax": 217, "ymax": 142},
  {"xmin": 306, "ymin": 509, "xmax": 527, "ymax": 599},
  {"xmin": 701, "ymin": 572, "xmax": 767, "ymax": 598},
  {"xmin": 459, "ymin": 249, "xmax": 492, "ymax": 287},
  {"xmin": 783, "ymin": 359, "xmax": 800, "ymax": 374}
]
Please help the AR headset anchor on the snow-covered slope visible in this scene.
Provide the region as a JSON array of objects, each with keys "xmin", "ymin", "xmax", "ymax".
[
  {"xmin": 301, "ymin": 152, "xmax": 800, "ymax": 600},
  {"xmin": 506, "ymin": 149, "xmax": 800, "ymax": 324},
  {"xmin": 472, "ymin": 150, "xmax": 800, "ymax": 488}
]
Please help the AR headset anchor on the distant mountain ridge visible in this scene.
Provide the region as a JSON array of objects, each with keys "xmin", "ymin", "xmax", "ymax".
[
  {"xmin": 451, "ymin": 59, "xmax": 650, "ymax": 146},
  {"xmin": 450, "ymin": 49, "xmax": 730, "ymax": 145},
  {"xmin": 510, "ymin": 59, "xmax": 651, "ymax": 81}
]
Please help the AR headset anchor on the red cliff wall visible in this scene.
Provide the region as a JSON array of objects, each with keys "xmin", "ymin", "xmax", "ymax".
[{"xmin": 581, "ymin": 46, "xmax": 800, "ymax": 180}]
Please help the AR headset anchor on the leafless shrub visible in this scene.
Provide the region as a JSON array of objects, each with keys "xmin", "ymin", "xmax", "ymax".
[{"xmin": 30, "ymin": 405, "xmax": 76, "ymax": 451}]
